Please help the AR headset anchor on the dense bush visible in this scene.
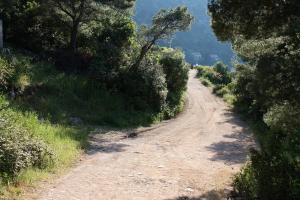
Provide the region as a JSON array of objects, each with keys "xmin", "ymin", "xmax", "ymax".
[
  {"xmin": 0, "ymin": 50, "xmax": 33, "ymax": 94},
  {"xmin": 120, "ymin": 64, "xmax": 167, "ymax": 112},
  {"xmin": 213, "ymin": 84, "xmax": 229, "ymax": 97},
  {"xmin": 196, "ymin": 62, "xmax": 232, "ymax": 86},
  {"xmin": 0, "ymin": 57, "xmax": 13, "ymax": 91},
  {"xmin": 232, "ymin": 162, "xmax": 257, "ymax": 200},
  {"xmin": 160, "ymin": 49, "xmax": 189, "ymax": 116},
  {"xmin": 0, "ymin": 98, "xmax": 54, "ymax": 180},
  {"xmin": 233, "ymin": 131, "xmax": 300, "ymax": 200},
  {"xmin": 196, "ymin": 62, "xmax": 235, "ymax": 104},
  {"xmin": 232, "ymin": 103, "xmax": 300, "ymax": 199},
  {"xmin": 233, "ymin": 64, "xmax": 265, "ymax": 120},
  {"xmin": 197, "ymin": 66, "xmax": 216, "ymax": 80},
  {"xmin": 89, "ymin": 15, "xmax": 136, "ymax": 88}
]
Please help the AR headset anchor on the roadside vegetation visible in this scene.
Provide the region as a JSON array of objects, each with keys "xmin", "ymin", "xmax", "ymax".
[
  {"xmin": 208, "ymin": 0, "xmax": 300, "ymax": 199},
  {"xmin": 0, "ymin": 1, "xmax": 193, "ymax": 198},
  {"xmin": 196, "ymin": 62, "xmax": 236, "ymax": 104}
]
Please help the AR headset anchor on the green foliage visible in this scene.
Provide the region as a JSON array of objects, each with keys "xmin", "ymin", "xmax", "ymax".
[
  {"xmin": 160, "ymin": 48, "xmax": 189, "ymax": 116},
  {"xmin": 0, "ymin": 57, "xmax": 13, "ymax": 90},
  {"xmin": 120, "ymin": 64, "xmax": 168, "ymax": 112},
  {"xmin": 200, "ymin": 78, "xmax": 212, "ymax": 87},
  {"xmin": 214, "ymin": 61, "xmax": 228, "ymax": 75},
  {"xmin": 89, "ymin": 14, "xmax": 136, "ymax": 85},
  {"xmin": 0, "ymin": 94, "xmax": 89, "ymax": 198},
  {"xmin": 0, "ymin": 3, "xmax": 192, "ymax": 197},
  {"xmin": 133, "ymin": 6, "xmax": 193, "ymax": 68},
  {"xmin": 232, "ymin": 162, "xmax": 257, "ymax": 200},
  {"xmin": 0, "ymin": 108, "xmax": 54, "ymax": 179},
  {"xmin": 0, "ymin": 50, "xmax": 34, "ymax": 93},
  {"xmin": 134, "ymin": 0, "xmax": 235, "ymax": 65},
  {"xmin": 233, "ymin": 131, "xmax": 300, "ymax": 200},
  {"xmin": 196, "ymin": 62, "xmax": 231, "ymax": 86},
  {"xmin": 223, "ymin": 93, "xmax": 236, "ymax": 105},
  {"xmin": 147, "ymin": 6, "xmax": 194, "ymax": 40},
  {"xmin": 0, "ymin": 95, "xmax": 55, "ymax": 183},
  {"xmin": 209, "ymin": 0, "xmax": 300, "ymax": 198},
  {"xmin": 264, "ymin": 103, "xmax": 300, "ymax": 134},
  {"xmin": 1, "ymin": 0, "xmax": 135, "ymax": 54},
  {"xmin": 213, "ymin": 85, "xmax": 229, "ymax": 97},
  {"xmin": 233, "ymin": 103, "xmax": 300, "ymax": 199},
  {"xmin": 196, "ymin": 63, "xmax": 234, "ymax": 104}
]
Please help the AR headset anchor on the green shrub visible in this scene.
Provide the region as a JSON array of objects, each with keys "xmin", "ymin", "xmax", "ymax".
[
  {"xmin": 120, "ymin": 64, "xmax": 167, "ymax": 112},
  {"xmin": 0, "ymin": 105, "xmax": 55, "ymax": 179},
  {"xmin": 89, "ymin": 57, "xmax": 120, "ymax": 89},
  {"xmin": 214, "ymin": 61, "xmax": 229, "ymax": 75},
  {"xmin": 223, "ymin": 93, "xmax": 236, "ymax": 104},
  {"xmin": 232, "ymin": 146, "xmax": 300, "ymax": 200},
  {"xmin": 200, "ymin": 78, "xmax": 212, "ymax": 87},
  {"xmin": 251, "ymin": 141, "xmax": 300, "ymax": 200},
  {"xmin": 232, "ymin": 162, "xmax": 258, "ymax": 200},
  {"xmin": 233, "ymin": 63, "xmax": 264, "ymax": 119},
  {"xmin": 0, "ymin": 51, "xmax": 33, "ymax": 94},
  {"xmin": 264, "ymin": 103, "xmax": 300, "ymax": 134},
  {"xmin": 197, "ymin": 63, "xmax": 232, "ymax": 86},
  {"xmin": 0, "ymin": 57, "xmax": 13, "ymax": 91},
  {"xmin": 0, "ymin": 129, "xmax": 54, "ymax": 179},
  {"xmin": 213, "ymin": 84, "xmax": 225, "ymax": 96},
  {"xmin": 160, "ymin": 49, "xmax": 189, "ymax": 111},
  {"xmin": 235, "ymin": 102, "xmax": 300, "ymax": 200}
]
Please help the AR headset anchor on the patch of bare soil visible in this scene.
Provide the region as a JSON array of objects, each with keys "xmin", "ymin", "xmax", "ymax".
[{"xmin": 38, "ymin": 70, "xmax": 255, "ymax": 200}]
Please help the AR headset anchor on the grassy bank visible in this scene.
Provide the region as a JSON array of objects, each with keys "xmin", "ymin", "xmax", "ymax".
[
  {"xmin": 0, "ymin": 98, "xmax": 89, "ymax": 198},
  {"xmin": 0, "ymin": 50, "xmax": 166, "ymax": 199}
]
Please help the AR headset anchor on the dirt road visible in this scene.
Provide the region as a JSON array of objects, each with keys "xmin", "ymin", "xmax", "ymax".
[{"xmin": 40, "ymin": 70, "xmax": 254, "ymax": 200}]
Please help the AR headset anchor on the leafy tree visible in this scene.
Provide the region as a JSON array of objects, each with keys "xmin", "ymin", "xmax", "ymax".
[
  {"xmin": 0, "ymin": 0, "xmax": 53, "ymax": 51},
  {"xmin": 209, "ymin": 0, "xmax": 300, "ymax": 123},
  {"xmin": 89, "ymin": 13, "xmax": 136, "ymax": 87},
  {"xmin": 0, "ymin": 0, "xmax": 135, "ymax": 53},
  {"xmin": 132, "ymin": 6, "xmax": 193, "ymax": 69},
  {"xmin": 46, "ymin": 0, "xmax": 135, "ymax": 52},
  {"xmin": 209, "ymin": 0, "xmax": 300, "ymax": 199}
]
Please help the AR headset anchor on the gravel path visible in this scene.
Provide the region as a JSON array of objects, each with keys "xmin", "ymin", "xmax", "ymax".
[{"xmin": 40, "ymin": 70, "xmax": 255, "ymax": 200}]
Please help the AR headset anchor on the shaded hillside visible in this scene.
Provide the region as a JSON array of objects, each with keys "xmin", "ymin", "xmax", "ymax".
[{"xmin": 134, "ymin": 0, "xmax": 235, "ymax": 65}]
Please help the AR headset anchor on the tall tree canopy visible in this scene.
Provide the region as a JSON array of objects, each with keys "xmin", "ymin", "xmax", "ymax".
[
  {"xmin": 46, "ymin": 0, "xmax": 135, "ymax": 51},
  {"xmin": 133, "ymin": 6, "xmax": 193, "ymax": 69},
  {"xmin": 0, "ymin": 0, "xmax": 135, "ymax": 52},
  {"xmin": 209, "ymin": 0, "xmax": 300, "ymax": 110}
]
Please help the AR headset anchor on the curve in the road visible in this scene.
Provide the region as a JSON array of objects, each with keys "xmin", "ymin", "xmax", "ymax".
[{"xmin": 40, "ymin": 70, "xmax": 255, "ymax": 200}]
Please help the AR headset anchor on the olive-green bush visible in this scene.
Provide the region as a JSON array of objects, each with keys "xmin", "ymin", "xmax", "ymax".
[
  {"xmin": 196, "ymin": 63, "xmax": 235, "ymax": 104},
  {"xmin": 160, "ymin": 49, "xmax": 189, "ymax": 117},
  {"xmin": 232, "ymin": 103, "xmax": 300, "ymax": 199},
  {"xmin": 0, "ymin": 106, "xmax": 54, "ymax": 180},
  {"xmin": 120, "ymin": 64, "xmax": 168, "ymax": 112},
  {"xmin": 0, "ymin": 57, "xmax": 13, "ymax": 91}
]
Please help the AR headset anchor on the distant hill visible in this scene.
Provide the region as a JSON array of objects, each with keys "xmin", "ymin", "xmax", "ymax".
[{"xmin": 134, "ymin": 0, "xmax": 235, "ymax": 66}]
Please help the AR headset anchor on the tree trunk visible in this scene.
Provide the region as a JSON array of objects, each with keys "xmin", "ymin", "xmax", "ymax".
[
  {"xmin": 0, "ymin": 19, "xmax": 3, "ymax": 49},
  {"xmin": 132, "ymin": 45, "xmax": 148, "ymax": 70},
  {"xmin": 70, "ymin": 21, "xmax": 79, "ymax": 52},
  {"xmin": 131, "ymin": 39, "xmax": 156, "ymax": 71}
]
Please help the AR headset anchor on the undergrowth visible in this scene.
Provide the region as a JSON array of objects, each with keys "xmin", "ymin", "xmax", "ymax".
[{"xmin": 196, "ymin": 63, "xmax": 236, "ymax": 104}]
